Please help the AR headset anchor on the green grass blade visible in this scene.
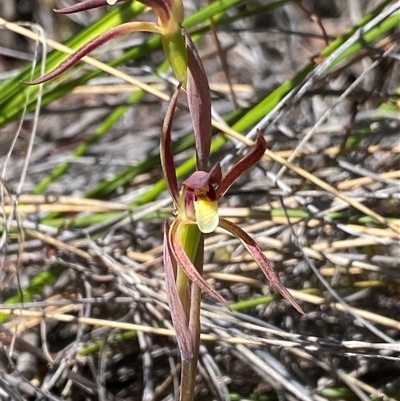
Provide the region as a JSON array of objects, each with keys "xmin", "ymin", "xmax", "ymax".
[
  {"xmin": 134, "ymin": 1, "xmax": 399, "ymax": 206},
  {"xmin": 0, "ymin": 264, "xmax": 67, "ymax": 323},
  {"xmin": 0, "ymin": 2, "xmax": 145, "ymax": 126},
  {"xmin": 0, "ymin": 0, "xmax": 244, "ymax": 128}
]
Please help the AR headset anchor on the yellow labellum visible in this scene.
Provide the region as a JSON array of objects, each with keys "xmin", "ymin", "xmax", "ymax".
[{"xmin": 194, "ymin": 198, "xmax": 219, "ymax": 234}]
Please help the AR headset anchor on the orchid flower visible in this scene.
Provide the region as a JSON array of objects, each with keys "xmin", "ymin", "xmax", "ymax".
[
  {"xmin": 29, "ymin": 0, "xmax": 188, "ymax": 84},
  {"xmin": 162, "ymin": 87, "xmax": 304, "ymax": 348}
]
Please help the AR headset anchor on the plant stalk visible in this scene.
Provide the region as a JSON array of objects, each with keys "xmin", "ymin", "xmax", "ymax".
[{"xmin": 177, "ymin": 225, "xmax": 203, "ymax": 400}]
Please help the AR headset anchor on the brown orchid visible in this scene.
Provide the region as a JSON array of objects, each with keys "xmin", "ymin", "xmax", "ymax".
[{"xmin": 161, "ymin": 87, "xmax": 304, "ymax": 355}]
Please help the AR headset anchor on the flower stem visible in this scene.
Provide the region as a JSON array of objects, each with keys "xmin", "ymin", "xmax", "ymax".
[{"xmin": 177, "ymin": 224, "xmax": 203, "ymax": 400}]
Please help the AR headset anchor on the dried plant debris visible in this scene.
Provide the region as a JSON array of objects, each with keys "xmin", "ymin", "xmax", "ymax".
[{"xmin": 1, "ymin": 0, "xmax": 400, "ymax": 400}]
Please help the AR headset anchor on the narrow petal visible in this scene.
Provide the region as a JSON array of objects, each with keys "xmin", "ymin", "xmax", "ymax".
[
  {"xmin": 169, "ymin": 221, "xmax": 230, "ymax": 309},
  {"xmin": 26, "ymin": 22, "xmax": 161, "ymax": 85},
  {"xmin": 161, "ymin": 84, "xmax": 182, "ymax": 207},
  {"xmin": 54, "ymin": 0, "xmax": 128, "ymax": 14},
  {"xmin": 183, "ymin": 29, "xmax": 212, "ymax": 171},
  {"xmin": 218, "ymin": 218, "xmax": 304, "ymax": 314},
  {"xmin": 163, "ymin": 221, "xmax": 194, "ymax": 360},
  {"xmin": 216, "ymin": 130, "xmax": 267, "ymax": 200},
  {"xmin": 209, "ymin": 163, "xmax": 223, "ymax": 186},
  {"xmin": 194, "ymin": 198, "xmax": 219, "ymax": 234}
]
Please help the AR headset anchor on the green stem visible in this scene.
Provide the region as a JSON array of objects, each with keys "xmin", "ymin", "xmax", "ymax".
[
  {"xmin": 176, "ymin": 266, "xmax": 190, "ymax": 319},
  {"xmin": 177, "ymin": 224, "xmax": 201, "ymax": 317},
  {"xmin": 186, "ymin": 235, "xmax": 205, "ymax": 399},
  {"xmin": 181, "ymin": 358, "xmax": 199, "ymax": 401},
  {"xmin": 176, "ymin": 223, "xmax": 203, "ymax": 400}
]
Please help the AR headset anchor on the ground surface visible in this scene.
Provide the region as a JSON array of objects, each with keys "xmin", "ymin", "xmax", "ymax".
[{"xmin": 1, "ymin": 1, "xmax": 400, "ymax": 400}]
